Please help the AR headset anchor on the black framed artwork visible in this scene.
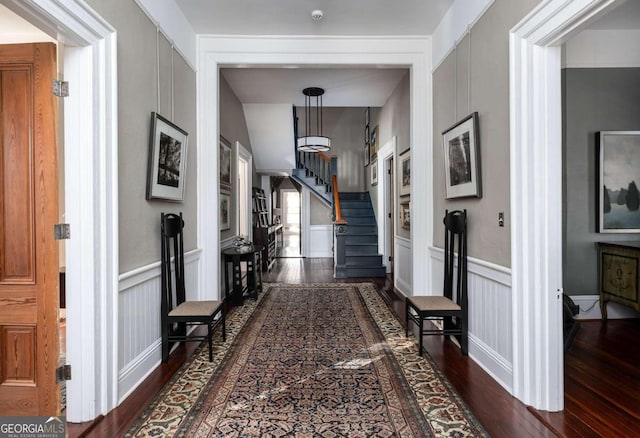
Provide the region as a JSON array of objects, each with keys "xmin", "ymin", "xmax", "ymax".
[
  {"xmin": 442, "ymin": 112, "xmax": 481, "ymax": 199},
  {"xmin": 146, "ymin": 112, "xmax": 189, "ymax": 201}
]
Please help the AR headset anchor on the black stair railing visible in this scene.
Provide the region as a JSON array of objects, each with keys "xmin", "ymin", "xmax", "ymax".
[{"xmin": 297, "ymin": 151, "xmax": 333, "ymax": 194}]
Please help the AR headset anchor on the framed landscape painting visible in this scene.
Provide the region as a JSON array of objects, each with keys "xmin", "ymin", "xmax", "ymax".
[
  {"xmin": 146, "ymin": 112, "xmax": 189, "ymax": 201},
  {"xmin": 442, "ymin": 112, "xmax": 481, "ymax": 199},
  {"xmin": 598, "ymin": 131, "xmax": 640, "ymax": 232}
]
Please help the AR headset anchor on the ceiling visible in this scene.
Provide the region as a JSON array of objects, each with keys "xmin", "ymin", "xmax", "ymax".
[
  {"xmin": 222, "ymin": 68, "xmax": 408, "ymax": 107},
  {"xmin": 0, "ymin": 3, "xmax": 54, "ymax": 43},
  {"xmin": 174, "ymin": 0, "xmax": 453, "ymax": 36},
  {"xmin": 176, "ymin": 1, "xmax": 445, "ymax": 107},
  {"xmin": 588, "ymin": 0, "xmax": 640, "ymax": 30},
  {"xmin": 2, "ymin": 0, "xmax": 637, "ymax": 108}
]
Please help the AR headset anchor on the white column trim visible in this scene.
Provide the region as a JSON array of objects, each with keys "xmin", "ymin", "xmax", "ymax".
[
  {"xmin": 3, "ymin": 0, "xmax": 119, "ymax": 422},
  {"xmin": 509, "ymin": 0, "xmax": 620, "ymax": 412},
  {"xmin": 236, "ymin": 141, "xmax": 253, "ymax": 240},
  {"xmin": 198, "ymin": 35, "xmax": 432, "ymax": 300}
]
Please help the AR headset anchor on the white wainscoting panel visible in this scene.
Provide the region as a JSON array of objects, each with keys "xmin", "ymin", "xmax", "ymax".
[
  {"xmin": 571, "ymin": 294, "xmax": 640, "ymax": 320},
  {"xmin": 394, "ymin": 236, "xmax": 412, "ymax": 295},
  {"xmin": 428, "ymin": 247, "xmax": 513, "ymax": 392},
  {"xmin": 117, "ymin": 248, "xmax": 201, "ymax": 402},
  {"xmin": 308, "ymin": 225, "xmax": 333, "ymax": 258}
]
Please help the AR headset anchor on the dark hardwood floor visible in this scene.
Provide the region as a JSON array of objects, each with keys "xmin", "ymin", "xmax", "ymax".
[{"xmin": 68, "ymin": 257, "xmax": 640, "ymax": 437}]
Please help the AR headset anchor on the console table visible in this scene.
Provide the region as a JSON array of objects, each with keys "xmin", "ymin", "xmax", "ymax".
[
  {"xmin": 222, "ymin": 244, "xmax": 263, "ymax": 306},
  {"xmin": 597, "ymin": 241, "xmax": 640, "ymax": 320}
]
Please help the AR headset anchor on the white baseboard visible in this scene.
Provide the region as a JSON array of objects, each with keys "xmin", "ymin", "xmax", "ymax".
[
  {"xmin": 117, "ymin": 249, "xmax": 201, "ymax": 403},
  {"xmin": 570, "ymin": 295, "xmax": 640, "ymax": 320},
  {"xmin": 118, "ymin": 339, "xmax": 161, "ymax": 404},
  {"xmin": 469, "ymin": 333, "xmax": 513, "ymax": 394},
  {"xmin": 394, "ymin": 236, "xmax": 412, "ymax": 295},
  {"xmin": 427, "ymin": 246, "xmax": 514, "ymax": 395}
]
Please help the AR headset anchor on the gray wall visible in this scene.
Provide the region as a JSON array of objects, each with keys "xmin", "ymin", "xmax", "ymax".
[
  {"xmin": 432, "ymin": 0, "xmax": 542, "ymax": 266},
  {"xmin": 298, "ymin": 107, "xmax": 367, "ymax": 192},
  {"xmin": 369, "ymin": 71, "xmax": 410, "ymax": 239},
  {"xmin": 219, "ymin": 74, "xmax": 255, "ymax": 241},
  {"xmin": 310, "ymin": 195, "xmax": 332, "ymax": 225},
  {"xmin": 85, "ymin": 0, "xmax": 198, "ymax": 273},
  {"xmin": 563, "ymin": 68, "xmax": 640, "ymax": 295}
]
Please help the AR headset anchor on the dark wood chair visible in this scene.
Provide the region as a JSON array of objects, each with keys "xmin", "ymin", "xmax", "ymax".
[
  {"xmin": 161, "ymin": 212, "xmax": 226, "ymax": 362},
  {"xmin": 405, "ymin": 209, "xmax": 468, "ymax": 356}
]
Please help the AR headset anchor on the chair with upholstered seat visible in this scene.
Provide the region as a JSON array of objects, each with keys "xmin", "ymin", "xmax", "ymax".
[
  {"xmin": 161, "ymin": 212, "xmax": 226, "ymax": 362},
  {"xmin": 405, "ymin": 209, "xmax": 468, "ymax": 356}
]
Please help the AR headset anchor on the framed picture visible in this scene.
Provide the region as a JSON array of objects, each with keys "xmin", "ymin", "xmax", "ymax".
[
  {"xmin": 364, "ymin": 143, "xmax": 370, "ymax": 167},
  {"xmin": 365, "ymin": 107, "xmax": 370, "ymax": 126},
  {"xmin": 400, "ymin": 201, "xmax": 411, "ymax": 230},
  {"xmin": 371, "ymin": 159, "xmax": 378, "ymax": 186},
  {"xmin": 146, "ymin": 112, "xmax": 189, "ymax": 201},
  {"xmin": 442, "ymin": 112, "xmax": 481, "ymax": 199},
  {"xmin": 220, "ymin": 192, "xmax": 231, "ymax": 231},
  {"xmin": 399, "ymin": 149, "xmax": 411, "ymax": 197},
  {"xmin": 370, "ymin": 125, "xmax": 379, "ymax": 162},
  {"xmin": 220, "ymin": 136, "xmax": 232, "ymax": 193},
  {"xmin": 365, "ymin": 124, "xmax": 370, "ymax": 146},
  {"xmin": 598, "ymin": 131, "xmax": 640, "ymax": 233}
]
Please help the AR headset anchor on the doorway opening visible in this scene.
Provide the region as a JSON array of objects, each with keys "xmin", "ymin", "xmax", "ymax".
[
  {"xmin": 280, "ymin": 188, "xmax": 302, "ymax": 257},
  {"xmin": 386, "ymin": 155, "xmax": 395, "ymax": 273}
]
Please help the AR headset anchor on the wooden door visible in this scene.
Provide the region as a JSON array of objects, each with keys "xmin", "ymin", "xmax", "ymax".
[{"xmin": 0, "ymin": 43, "xmax": 60, "ymax": 415}]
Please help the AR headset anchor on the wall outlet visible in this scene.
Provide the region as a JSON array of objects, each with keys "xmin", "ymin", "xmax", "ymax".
[{"xmin": 498, "ymin": 212, "xmax": 504, "ymax": 227}]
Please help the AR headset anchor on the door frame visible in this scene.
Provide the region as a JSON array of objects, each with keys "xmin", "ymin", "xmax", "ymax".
[
  {"xmin": 236, "ymin": 141, "xmax": 252, "ymax": 240},
  {"xmin": 3, "ymin": 0, "xmax": 119, "ymax": 422},
  {"xmin": 197, "ymin": 35, "xmax": 433, "ymax": 301},
  {"xmin": 509, "ymin": 0, "xmax": 620, "ymax": 411},
  {"xmin": 377, "ymin": 136, "xmax": 396, "ymax": 274},
  {"xmin": 281, "ymin": 188, "xmax": 301, "ymax": 237}
]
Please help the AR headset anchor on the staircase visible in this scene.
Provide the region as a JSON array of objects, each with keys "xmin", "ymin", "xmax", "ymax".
[
  {"xmin": 291, "ymin": 157, "xmax": 332, "ymax": 206},
  {"xmin": 335, "ymin": 192, "xmax": 387, "ymax": 278},
  {"xmin": 291, "ymin": 106, "xmax": 385, "ymax": 278}
]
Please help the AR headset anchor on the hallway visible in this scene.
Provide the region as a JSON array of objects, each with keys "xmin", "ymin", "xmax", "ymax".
[{"xmin": 68, "ymin": 258, "xmax": 640, "ymax": 437}]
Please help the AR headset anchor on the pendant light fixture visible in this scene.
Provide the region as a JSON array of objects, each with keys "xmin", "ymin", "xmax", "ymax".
[{"xmin": 297, "ymin": 87, "xmax": 331, "ymax": 152}]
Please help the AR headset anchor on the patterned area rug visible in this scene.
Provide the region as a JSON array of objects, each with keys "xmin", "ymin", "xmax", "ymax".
[{"xmin": 125, "ymin": 283, "xmax": 487, "ymax": 437}]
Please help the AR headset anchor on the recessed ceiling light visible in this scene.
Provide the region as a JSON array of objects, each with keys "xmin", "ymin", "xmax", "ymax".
[{"xmin": 311, "ymin": 10, "xmax": 323, "ymax": 22}]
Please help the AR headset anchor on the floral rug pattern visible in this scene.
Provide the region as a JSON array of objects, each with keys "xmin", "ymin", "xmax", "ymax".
[{"xmin": 125, "ymin": 283, "xmax": 487, "ymax": 437}]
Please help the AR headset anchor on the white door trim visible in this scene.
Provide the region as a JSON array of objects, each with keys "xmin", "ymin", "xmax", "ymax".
[
  {"xmin": 301, "ymin": 187, "xmax": 310, "ymax": 257},
  {"xmin": 2, "ymin": 0, "xmax": 119, "ymax": 421},
  {"xmin": 236, "ymin": 141, "xmax": 252, "ymax": 240},
  {"xmin": 197, "ymin": 35, "xmax": 432, "ymax": 297},
  {"xmin": 377, "ymin": 136, "xmax": 396, "ymax": 274},
  {"xmin": 509, "ymin": 0, "xmax": 620, "ymax": 411}
]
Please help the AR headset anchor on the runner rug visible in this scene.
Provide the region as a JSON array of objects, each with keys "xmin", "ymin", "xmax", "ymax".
[{"xmin": 126, "ymin": 283, "xmax": 487, "ymax": 437}]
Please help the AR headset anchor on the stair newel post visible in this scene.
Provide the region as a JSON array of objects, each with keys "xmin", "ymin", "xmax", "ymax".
[{"xmin": 334, "ymin": 223, "xmax": 348, "ymax": 278}]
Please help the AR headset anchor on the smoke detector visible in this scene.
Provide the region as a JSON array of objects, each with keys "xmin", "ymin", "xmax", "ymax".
[{"xmin": 311, "ymin": 10, "xmax": 324, "ymax": 21}]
